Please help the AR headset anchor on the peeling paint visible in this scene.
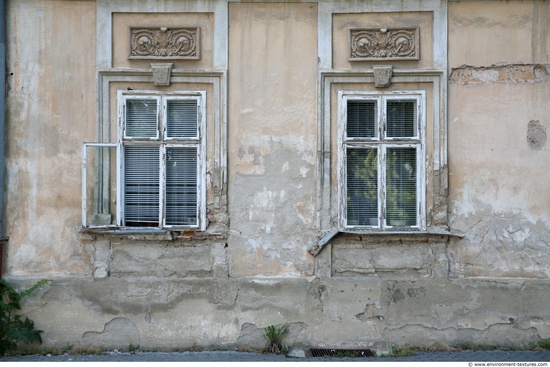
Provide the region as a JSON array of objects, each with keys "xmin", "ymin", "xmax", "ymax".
[
  {"xmin": 450, "ymin": 64, "xmax": 550, "ymax": 85},
  {"xmin": 5, "ymin": 0, "xmax": 550, "ymax": 353}
]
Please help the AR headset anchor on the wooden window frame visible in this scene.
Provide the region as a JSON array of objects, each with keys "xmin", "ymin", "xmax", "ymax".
[{"xmin": 338, "ymin": 90, "xmax": 426, "ymax": 231}]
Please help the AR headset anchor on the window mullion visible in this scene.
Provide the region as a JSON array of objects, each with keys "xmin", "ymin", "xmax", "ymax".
[
  {"xmin": 380, "ymin": 97, "xmax": 386, "ymax": 141},
  {"xmin": 160, "ymin": 97, "xmax": 166, "ymax": 141},
  {"xmin": 160, "ymin": 145, "xmax": 166, "ymax": 227},
  {"xmin": 116, "ymin": 143, "xmax": 122, "ymax": 226},
  {"xmin": 379, "ymin": 97, "xmax": 386, "ymax": 228},
  {"xmin": 379, "ymin": 145, "xmax": 387, "ymax": 229},
  {"xmin": 159, "ymin": 97, "xmax": 165, "ymax": 227},
  {"xmin": 196, "ymin": 143, "xmax": 202, "ymax": 228}
]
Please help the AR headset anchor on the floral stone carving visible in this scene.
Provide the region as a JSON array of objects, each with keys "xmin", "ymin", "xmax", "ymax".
[
  {"xmin": 349, "ymin": 27, "xmax": 419, "ymax": 61},
  {"xmin": 130, "ymin": 27, "xmax": 200, "ymax": 60}
]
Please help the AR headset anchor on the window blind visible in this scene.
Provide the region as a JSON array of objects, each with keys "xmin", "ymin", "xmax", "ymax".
[
  {"xmin": 386, "ymin": 147, "xmax": 417, "ymax": 226},
  {"xmin": 346, "ymin": 147, "xmax": 378, "ymax": 226},
  {"xmin": 125, "ymin": 99, "xmax": 158, "ymax": 138},
  {"xmin": 166, "ymin": 99, "xmax": 198, "ymax": 139},
  {"xmin": 347, "ymin": 100, "xmax": 376, "ymax": 138},
  {"xmin": 124, "ymin": 146, "xmax": 160, "ymax": 226},
  {"xmin": 386, "ymin": 100, "xmax": 416, "ymax": 138},
  {"xmin": 165, "ymin": 147, "xmax": 198, "ymax": 226}
]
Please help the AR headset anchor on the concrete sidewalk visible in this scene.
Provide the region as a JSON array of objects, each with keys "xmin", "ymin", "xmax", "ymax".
[{"xmin": 1, "ymin": 350, "xmax": 550, "ymax": 362}]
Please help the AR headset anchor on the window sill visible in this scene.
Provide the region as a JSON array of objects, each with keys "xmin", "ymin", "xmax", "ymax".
[
  {"xmin": 79, "ymin": 227, "xmax": 227, "ymax": 242},
  {"xmin": 308, "ymin": 228, "xmax": 462, "ymax": 256},
  {"xmin": 341, "ymin": 229, "xmax": 462, "ymax": 237}
]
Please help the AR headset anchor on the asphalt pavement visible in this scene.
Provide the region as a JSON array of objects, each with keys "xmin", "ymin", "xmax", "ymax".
[{"xmin": 1, "ymin": 349, "xmax": 550, "ymax": 362}]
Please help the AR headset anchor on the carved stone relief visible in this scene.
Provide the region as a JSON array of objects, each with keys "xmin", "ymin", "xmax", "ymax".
[
  {"xmin": 349, "ymin": 27, "xmax": 419, "ymax": 61},
  {"xmin": 130, "ymin": 27, "xmax": 200, "ymax": 60}
]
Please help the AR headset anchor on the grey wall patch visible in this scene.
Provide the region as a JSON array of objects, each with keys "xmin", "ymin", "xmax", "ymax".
[
  {"xmin": 527, "ymin": 120, "xmax": 546, "ymax": 150},
  {"xmin": 82, "ymin": 317, "xmax": 140, "ymax": 349}
]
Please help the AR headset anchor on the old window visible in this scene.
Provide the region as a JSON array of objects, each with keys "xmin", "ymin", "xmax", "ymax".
[
  {"xmin": 338, "ymin": 91, "xmax": 425, "ymax": 230},
  {"xmin": 83, "ymin": 90, "xmax": 207, "ymax": 230}
]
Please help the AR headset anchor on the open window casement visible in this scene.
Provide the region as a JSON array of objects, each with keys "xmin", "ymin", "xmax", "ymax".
[
  {"xmin": 82, "ymin": 90, "xmax": 207, "ymax": 231},
  {"xmin": 339, "ymin": 91, "xmax": 426, "ymax": 231},
  {"xmin": 82, "ymin": 143, "xmax": 121, "ymax": 228}
]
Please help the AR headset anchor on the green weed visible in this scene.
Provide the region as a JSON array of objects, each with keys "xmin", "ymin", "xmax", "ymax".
[
  {"xmin": 264, "ymin": 324, "xmax": 288, "ymax": 355},
  {"xmin": 0, "ymin": 279, "xmax": 51, "ymax": 355},
  {"xmin": 128, "ymin": 343, "xmax": 139, "ymax": 352}
]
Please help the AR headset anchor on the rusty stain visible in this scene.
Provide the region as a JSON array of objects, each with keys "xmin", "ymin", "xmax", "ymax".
[{"xmin": 308, "ymin": 229, "xmax": 339, "ymax": 256}]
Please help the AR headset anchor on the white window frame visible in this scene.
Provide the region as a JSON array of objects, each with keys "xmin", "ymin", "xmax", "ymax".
[
  {"xmin": 82, "ymin": 90, "xmax": 207, "ymax": 231},
  {"xmin": 82, "ymin": 143, "xmax": 121, "ymax": 228},
  {"xmin": 118, "ymin": 90, "xmax": 207, "ymax": 230},
  {"xmin": 338, "ymin": 90, "xmax": 426, "ymax": 231}
]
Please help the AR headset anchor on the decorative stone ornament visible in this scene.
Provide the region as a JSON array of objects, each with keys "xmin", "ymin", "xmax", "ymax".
[
  {"xmin": 373, "ymin": 65, "xmax": 393, "ymax": 88},
  {"xmin": 349, "ymin": 27, "xmax": 419, "ymax": 61},
  {"xmin": 130, "ymin": 27, "xmax": 200, "ymax": 60},
  {"xmin": 151, "ymin": 63, "xmax": 173, "ymax": 86}
]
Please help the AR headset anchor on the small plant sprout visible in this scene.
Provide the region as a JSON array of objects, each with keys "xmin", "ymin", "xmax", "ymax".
[
  {"xmin": 264, "ymin": 324, "xmax": 288, "ymax": 355},
  {"xmin": 128, "ymin": 344, "xmax": 139, "ymax": 353}
]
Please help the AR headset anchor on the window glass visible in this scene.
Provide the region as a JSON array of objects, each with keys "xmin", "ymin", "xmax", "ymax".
[
  {"xmin": 341, "ymin": 92, "xmax": 423, "ymax": 230},
  {"xmin": 347, "ymin": 100, "xmax": 376, "ymax": 138},
  {"xmin": 166, "ymin": 99, "xmax": 198, "ymax": 139},
  {"xmin": 124, "ymin": 145, "xmax": 160, "ymax": 226},
  {"xmin": 125, "ymin": 99, "xmax": 158, "ymax": 138},
  {"xmin": 386, "ymin": 147, "xmax": 417, "ymax": 226},
  {"xmin": 346, "ymin": 147, "xmax": 378, "ymax": 226},
  {"xmin": 386, "ymin": 100, "xmax": 416, "ymax": 138},
  {"xmin": 165, "ymin": 147, "xmax": 198, "ymax": 226}
]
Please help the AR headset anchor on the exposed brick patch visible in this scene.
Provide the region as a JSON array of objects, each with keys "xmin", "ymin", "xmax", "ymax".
[{"xmin": 450, "ymin": 64, "xmax": 550, "ymax": 85}]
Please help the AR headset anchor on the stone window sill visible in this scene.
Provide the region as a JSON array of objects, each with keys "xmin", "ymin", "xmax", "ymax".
[{"xmin": 308, "ymin": 228, "xmax": 463, "ymax": 256}]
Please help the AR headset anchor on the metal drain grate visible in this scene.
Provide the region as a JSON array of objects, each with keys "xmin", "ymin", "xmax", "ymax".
[{"xmin": 309, "ymin": 348, "xmax": 376, "ymax": 358}]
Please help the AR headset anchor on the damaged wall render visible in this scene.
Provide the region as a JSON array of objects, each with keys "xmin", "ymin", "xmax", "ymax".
[{"xmin": 2, "ymin": 0, "xmax": 550, "ymax": 353}]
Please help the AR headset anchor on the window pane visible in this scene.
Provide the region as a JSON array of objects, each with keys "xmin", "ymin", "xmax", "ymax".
[
  {"xmin": 347, "ymin": 100, "xmax": 376, "ymax": 138},
  {"xmin": 126, "ymin": 99, "xmax": 158, "ymax": 138},
  {"xmin": 124, "ymin": 146, "xmax": 160, "ymax": 226},
  {"xmin": 165, "ymin": 147, "xmax": 198, "ymax": 226},
  {"xmin": 386, "ymin": 147, "xmax": 417, "ymax": 226},
  {"xmin": 387, "ymin": 100, "xmax": 415, "ymax": 138},
  {"xmin": 346, "ymin": 147, "xmax": 378, "ymax": 226},
  {"xmin": 167, "ymin": 99, "xmax": 198, "ymax": 139}
]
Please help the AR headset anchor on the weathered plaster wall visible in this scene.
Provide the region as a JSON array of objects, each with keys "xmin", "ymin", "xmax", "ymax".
[
  {"xmin": 448, "ymin": 1, "xmax": 550, "ymax": 279},
  {"xmin": 227, "ymin": 3, "xmax": 318, "ymax": 277},
  {"xmin": 5, "ymin": 0, "xmax": 97, "ymax": 276},
  {"xmin": 17, "ymin": 276, "xmax": 550, "ymax": 352},
  {"xmin": 4, "ymin": 0, "xmax": 550, "ymax": 354}
]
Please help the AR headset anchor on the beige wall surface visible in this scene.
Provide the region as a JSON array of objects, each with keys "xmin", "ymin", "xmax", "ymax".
[
  {"xmin": 449, "ymin": 1, "xmax": 550, "ymax": 67},
  {"xmin": 448, "ymin": 2, "xmax": 550, "ymax": 278},
  {"xmin": 227, "ymin": 2, "xmax": 318, "ymax": 277},
  {"xmin": 3, "ymin": 0, "xmax": 550, "ymax": 354},
  {"xmin": 5, "ymin": 0, "xmax": 97, "ymax": 276}
]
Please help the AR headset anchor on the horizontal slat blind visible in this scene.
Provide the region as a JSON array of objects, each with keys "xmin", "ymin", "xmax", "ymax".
[
  {"xmin": 346, "ymin": 147, "xmax": 378, "ymax": 226},
  {"xmin": 386, "ymin": 147, "xmax": 417, "ymax": 226},
  {"xmin": 125, "ymin": 99, "xmax": 158, "ymax": 138},
  {"xmin": 124, "ymin": 146, "xmax": 160, "ymax": 226},
  {"xmin": 386, "ymin": 100, "xmax": 416, "ymax": 138},
  {"xmin": 166, "ymin": 99, "xmax": 198, "ymax": 139},
  {"xmin": 347, "ymin": 100, "xmax": 376, "ymax": 138},
  {"xmin": 165, "ymin": 147, "xmax": 198, "ymax": 226}
]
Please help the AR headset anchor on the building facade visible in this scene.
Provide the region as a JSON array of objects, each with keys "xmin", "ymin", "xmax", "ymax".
[{"xmin": 3, "ymin": 0, "xmax": 550, "ymax": 352}]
